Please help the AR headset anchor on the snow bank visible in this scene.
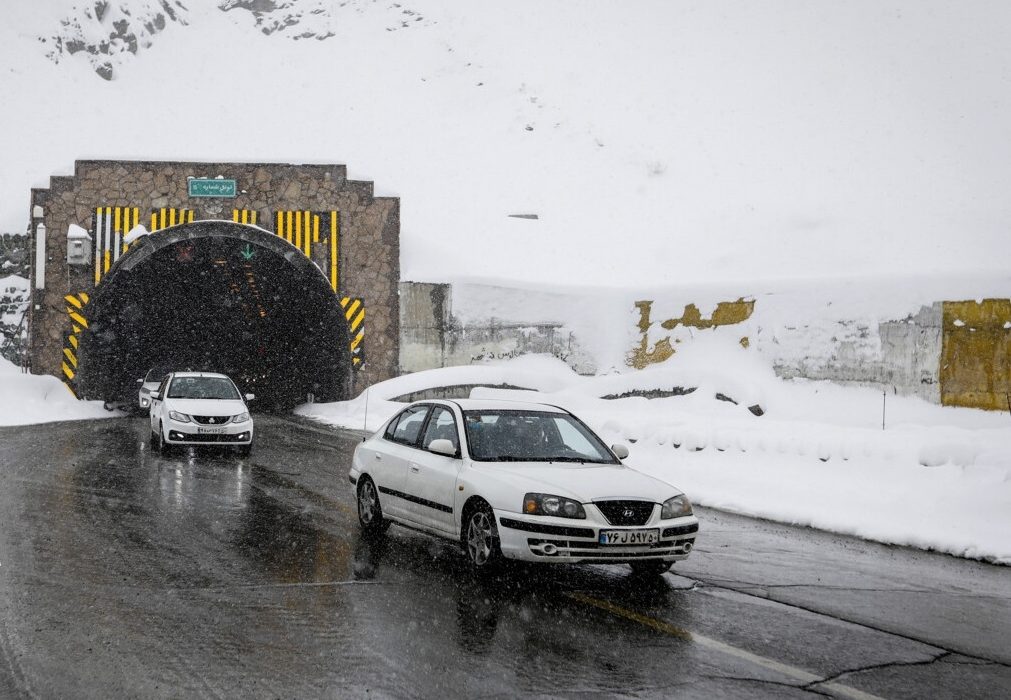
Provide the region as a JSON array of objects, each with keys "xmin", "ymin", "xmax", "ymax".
[
  {"xmin": 0, "ymin": 357, "xmax": 118, "ymax": 426},
  {"xmin": 297, "ymin": 352, "xmax": 1011, "ymax": 564}
]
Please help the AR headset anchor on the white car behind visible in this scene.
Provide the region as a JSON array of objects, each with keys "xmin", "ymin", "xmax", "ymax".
[
  {"xmin": 137, "ymin": 365, "xmax": 171, "ymax": 410},
  {"xmin": 349, "ymin": 399, "xmax": 699, "ymax": 575},
  {"xmin": 149, "ymin": 372, "xmax": 255, "ymax": 456}
]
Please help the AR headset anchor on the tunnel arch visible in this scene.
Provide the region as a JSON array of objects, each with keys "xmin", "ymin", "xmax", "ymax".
[{"xmin": 77, "ymin": 220, "xmax": 351, "ymax": 409}]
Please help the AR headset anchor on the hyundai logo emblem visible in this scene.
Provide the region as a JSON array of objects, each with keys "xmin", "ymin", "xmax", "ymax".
[{"xmin": 623, "ymin": 508, "xmax": 635, "ymax": 518}]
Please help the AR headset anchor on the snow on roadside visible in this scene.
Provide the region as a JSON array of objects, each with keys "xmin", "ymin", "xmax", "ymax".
[
  {"xmin": 0, "ymin": 357, "xmax": 118, "ymax": 426},
  {"xmin": 297, "ymin": 352, "xmax": 1011, "ymax": 564}
]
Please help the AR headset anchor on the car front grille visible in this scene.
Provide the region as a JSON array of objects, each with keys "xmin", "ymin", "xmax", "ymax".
[
  {"xmin": 192, "ymin": 415, "xmax": 231, "ymax": 425},
  {"xmin": 594, "ymin": 500, "xmax": 655, "ymax": 526}
]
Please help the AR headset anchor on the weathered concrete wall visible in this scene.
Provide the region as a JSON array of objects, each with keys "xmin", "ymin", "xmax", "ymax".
[
  {"xmin": 29, "ymin": 160, "xmax": 399, "ymax": 393},
  {"xmin": 769, "ymin": 304, "xmax": 942, "ymax": 403},
  {"xmin": 399, "ymin": 280, "xmax": 1008, "ymax": 408},
  {"xmin": 940, "ymin": 299, "xmax": 1011, "ymax": 410},
  {"xmin": 399, "ymin": 282, "xmax": 594, "ymax": 375},
  {"xmin": 399, "ymin": 282, "xmax": 451, "ymax": 374}
]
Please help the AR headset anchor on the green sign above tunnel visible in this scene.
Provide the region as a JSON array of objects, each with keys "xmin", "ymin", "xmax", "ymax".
[{"xmin": 187, "ymin": 178, "xmax": 237, "ymax": 198}]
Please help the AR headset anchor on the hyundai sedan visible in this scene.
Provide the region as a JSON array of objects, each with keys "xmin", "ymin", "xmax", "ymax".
[
  {"xmin": 349, "ymin": 399, "xmax": 699, "ymax": 575},
  {"xmin": 149, "ymin": 372, "xmax": 255, "ymax": 456}
]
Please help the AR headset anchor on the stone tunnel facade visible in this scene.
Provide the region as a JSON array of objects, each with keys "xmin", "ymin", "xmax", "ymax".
[{"xmin": 28, "ymin": 160, "xmax": 400, "ymax": 396}]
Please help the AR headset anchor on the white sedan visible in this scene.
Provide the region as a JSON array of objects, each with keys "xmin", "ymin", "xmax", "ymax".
[
  {"xmin": 149, "ymin": 372, "xmax": 255, "ymax": 456},
  {"xmin": 137, "ymin": 365, "xmax": 171, "ymax": 410},
  {"xmin": 349, "ymin": 399, "xmax": 699, "ymax": 575}
]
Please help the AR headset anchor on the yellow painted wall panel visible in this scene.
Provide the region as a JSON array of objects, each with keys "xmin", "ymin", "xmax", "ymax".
[{"xmin": 941, "ymin": 299, "xmax": 1011, "ymax": 410}]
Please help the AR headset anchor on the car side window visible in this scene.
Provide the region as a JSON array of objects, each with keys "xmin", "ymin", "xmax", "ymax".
[
  {"xmin": 385, "ymin": 405, "xmax": 430, "ymax": 446},
  {"xmin": 421, "ymin": 407, "xmax": 460, "ymax": 455}
]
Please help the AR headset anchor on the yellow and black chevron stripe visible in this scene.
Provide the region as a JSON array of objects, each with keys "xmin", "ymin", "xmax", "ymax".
[
  {"xmin": 93, "ymin": 206, "xmax": 141, "ymax": 285},
  {"xmin": 340, "ymin": 296, "xmax": 364, "ymax": 368},
  {"xmin": 329, "ymin": 211, "xmax": 340, "ymax": 293},
  {"xmin": 62, "ymin": 292, "xmax": 90, "ymax": 395},
  {"xmin": 232, "ymin": 209, "xmax": 259, "ymax": 225},
  {"xmin": 275, "ymin": 210, "xmax": 340, "ymax": 292},
  {"xmin": 150, "ymin": 208, "xmax": 195, "ymax": 232}
]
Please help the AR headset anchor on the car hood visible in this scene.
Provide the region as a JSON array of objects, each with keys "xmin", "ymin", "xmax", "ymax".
[
  {"xmin": 166, "ymin": 399, "xmax": 247, "ymax": 417},
  {"xmin": 475, "ymin": 461, "xmax": 680, "ymax": 502}
]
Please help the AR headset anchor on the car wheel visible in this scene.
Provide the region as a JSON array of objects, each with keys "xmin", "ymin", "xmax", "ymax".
[
  {"xmin": 463, "ymin": 502, "xmax": 502, "ymax": 570},
  {"xmin": 150, "ymin": 427, "xmax": 160, "ymax": 451},
  {"xmin": 628, "ymin": 560, "xmax": 673, "ymax": 577},
  {"xmin": 157, "ymin": 422, "xmax": 170, "ymax": 455},
  {"xmin": 357, "ymin": 477, "xmax": 389, "ymax": 537}
]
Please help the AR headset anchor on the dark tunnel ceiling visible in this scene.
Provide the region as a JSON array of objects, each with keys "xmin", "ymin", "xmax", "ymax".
[{"xmin": 78, "ymin": 225, "xmax": 350, "ymax": 409}]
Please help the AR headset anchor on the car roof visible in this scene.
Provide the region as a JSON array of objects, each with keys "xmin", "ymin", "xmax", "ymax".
[
  {"xmin": 439, "ymin": 398, "xmax": 568, "ymax": 413},
  {"xmin": 169, "ymin": 372, "xmax": 232, "ymax": 379}
]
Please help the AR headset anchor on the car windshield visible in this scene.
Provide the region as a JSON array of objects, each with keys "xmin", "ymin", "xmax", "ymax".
[
  {"xmin": 463, "ymin": 410, "xmax": 619, "ymax": 463},
  {"xmin": 167, "ymin": 376, "xmax": 240, "ymax": 400}
]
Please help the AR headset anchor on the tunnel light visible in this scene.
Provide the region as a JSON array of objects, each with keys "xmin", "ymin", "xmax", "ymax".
[{"xmin": 34, "ymin": 223, "xmax": 46, "ymax": 290}]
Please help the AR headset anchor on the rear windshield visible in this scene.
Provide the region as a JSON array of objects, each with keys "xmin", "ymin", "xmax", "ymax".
[
  {"xmin": 463, "ymin": 410, "xmax": 618, "ymax": 464},
  {"xmin": 167, "ymin": 376, "xmax": 240, "ymax": 400}
]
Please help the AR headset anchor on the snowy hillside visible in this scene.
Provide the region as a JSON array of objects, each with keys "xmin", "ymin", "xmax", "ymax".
[{"xmin": 4, "ymin": 1, "xmax": 1011, "ymax": 286}]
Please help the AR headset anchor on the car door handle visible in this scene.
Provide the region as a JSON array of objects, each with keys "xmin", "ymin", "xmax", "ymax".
[{"xmin": 409, "ymin": 465, "xmax": 420, "ymax": 473}]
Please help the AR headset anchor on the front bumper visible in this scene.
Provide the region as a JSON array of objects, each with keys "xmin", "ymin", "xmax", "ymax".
[
  {"xmin": 163, "ymin": 418, "xmax": 253, "ymax": 445},
  {"xmin": 494, "ymin": 510, "xmax": 699, "ymax": 564}
]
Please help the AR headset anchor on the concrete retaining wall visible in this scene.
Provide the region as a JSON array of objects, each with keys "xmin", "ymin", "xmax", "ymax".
[{"xmin": 399, "ymin": 279, "xmax": 1009, "ymax": 408}]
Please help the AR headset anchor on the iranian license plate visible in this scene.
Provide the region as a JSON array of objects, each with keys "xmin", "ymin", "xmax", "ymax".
[
  {"xmin": 598, "ymin": 529, "xmax": 659, "ymax": 546},
  {"xmin": 197, "ymin": 427, "xmax": 225, "ymax": 434}
]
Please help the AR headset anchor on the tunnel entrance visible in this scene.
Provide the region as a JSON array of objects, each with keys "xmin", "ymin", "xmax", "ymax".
[{"xmin": 78, "ymin": 221, "xmax": 350, "ymax": 409}]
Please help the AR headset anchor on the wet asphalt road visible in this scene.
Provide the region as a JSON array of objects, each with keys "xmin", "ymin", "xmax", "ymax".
[{"xmin": 0, "ymin": 417, "xmax": 1009, "ymax": 699}]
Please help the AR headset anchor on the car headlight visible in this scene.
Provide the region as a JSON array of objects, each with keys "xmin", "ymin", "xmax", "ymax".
[
  {"xmin": 523, "ymin": 493, "xmax": 586, "ymax": 519},
  {"xmin": 168, "ymin": 411, "xmax": 191, "ymax": 423},
  {"xmin": 233, "ymin": 412, "xmax": 250, "ymax": 423},
  {"xmin": 661, "ymin": 495, "xmax": 693, "ymax": 519}
]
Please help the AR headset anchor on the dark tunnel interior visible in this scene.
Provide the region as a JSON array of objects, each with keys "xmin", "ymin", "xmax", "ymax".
[{"xmin": 78, "ymin": 233, "xmax": 350, "ymax": 410}]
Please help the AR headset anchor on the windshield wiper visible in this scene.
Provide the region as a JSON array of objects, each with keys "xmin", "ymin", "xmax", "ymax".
[{"xmin": 546, "ymin": 457, "xmax": 612, "ymax": 464}]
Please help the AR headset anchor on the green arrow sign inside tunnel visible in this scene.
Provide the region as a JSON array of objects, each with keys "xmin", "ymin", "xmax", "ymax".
[{"xmin": 240, "ymin": 244, "xmax": 255, "ymax": 261}]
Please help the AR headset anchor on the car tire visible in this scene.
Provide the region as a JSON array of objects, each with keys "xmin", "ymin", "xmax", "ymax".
[
  {"xmin": 157, "ymin": 423, "xmax": 170, "ymax": 455},
  {"xmin": 357, "ymin": 477, "xmax": 389, "ymax": 537},
  {"xmin": 463, "ymin": 502, "xmax": 502, "ymax": 571},
  {"xmin": 628, "ymin": 560, "xmax": 673, "ymax": 577},
  {"xmin": 150, "ymin": 427, "xmax": 160, "ymax": 451}
]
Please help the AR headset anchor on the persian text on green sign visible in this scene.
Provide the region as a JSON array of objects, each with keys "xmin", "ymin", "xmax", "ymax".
[{"xmin": 188, "ymin": 179, "xmax": 237, "ymax": 198}]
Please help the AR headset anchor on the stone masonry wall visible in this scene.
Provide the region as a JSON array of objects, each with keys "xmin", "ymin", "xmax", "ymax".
[{"xmin": 29, "ymin": 160, "xmax": 399, "ymax": 393}]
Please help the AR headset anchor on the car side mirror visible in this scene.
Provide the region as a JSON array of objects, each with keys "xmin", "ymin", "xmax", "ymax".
[
  {"xmin": 245, "ymin": 393, "xmax": 255, "ymax": 401},
  {"xmin": 149, "ymin": 391, "xmax": 161, "ymax": 401},
  {"xmin": 611, "ymin": 443, "xmax": 629, "ymax": 460},
  {"xmin": 428, "ymin": 439, "xmax": 457, "ymax": 457}
]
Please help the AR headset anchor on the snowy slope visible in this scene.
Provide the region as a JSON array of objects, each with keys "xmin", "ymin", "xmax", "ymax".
[
  {"xmin": 3, "ymin": 1, "xmax": 1011, "ymax": 286},
  {"xmin": 0, "ymin": 356, "xmax": 117, "ymax": 425}
]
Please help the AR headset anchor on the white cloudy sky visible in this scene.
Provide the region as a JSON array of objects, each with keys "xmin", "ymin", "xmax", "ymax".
[{"xmin": 2, "ymin": 1, "xmax": 1009, "ymax": 286}]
